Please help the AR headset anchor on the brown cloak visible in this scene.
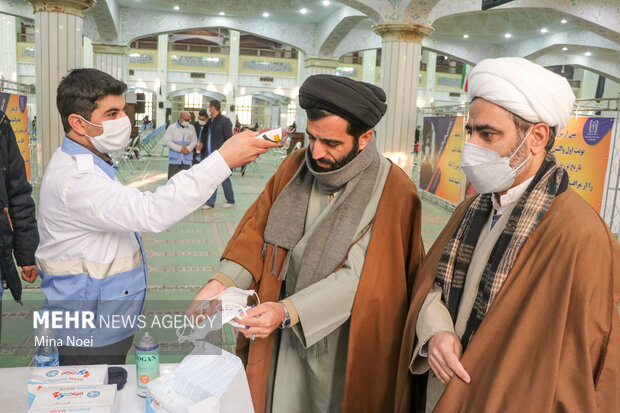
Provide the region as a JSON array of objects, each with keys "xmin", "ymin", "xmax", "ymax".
[
  {"xmin": 396, "ymin": 188, "xmax": 620, "ymax": 413},
  {"xmin": 221, "ymin": 148, "xmax": 425, "ymax": 412}
]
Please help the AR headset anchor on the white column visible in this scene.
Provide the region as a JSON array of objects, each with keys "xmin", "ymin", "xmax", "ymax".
[
  {"xmin": 362, "ymin": 49, "xmax": 377, "ymax": 84},
  {"xmin": 83, "ymin": 35, "xmax": 93, "ymax": 68},
  {"xmin": 373, "ymin": 23, "xmax": 433, "ymax": 174},
  {"xmin": 423, "ymin": 51, "xmax": 437, "ymax": 108},
  {"xmin": 295, "ymin": 56, "xmax": 340, "ymax": 135},
  {"xmin": 270, "ymin": 105, "xmax": 280, "ymax": 128},
  {"xmin": 93, "ymin": 44, "xmax": 127, "ymax": 80},
  {"xmin": 156, "ymin": 34, "xmax": 168, "ymax": 127},
  {"xmin": 31, "ymin": 0, "xmax": 93, "ymax": 176},
  {"xmin": 294, "ymin": 53, "xmax": 307, "ymax": 133},
  {"xmin": 0, "ymin": 14, "xmax": 18, "ymax": 82},
  {"xmin": 304, "ymin": 57, "xmax": 339, "ymax": 76},
  {"xmin": 227, "ymin": 29, "xmax": 240, "ymax": 122},
  {"xmin": 579, "ymin": 69, "xmax": 599, "ymax": 99}
]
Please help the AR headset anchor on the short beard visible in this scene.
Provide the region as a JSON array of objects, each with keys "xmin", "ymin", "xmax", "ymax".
[
  {"xmin": 506, "ymin": 133, "xmax": 530, "ymax": 175},
  {"xmin": 309, "ymin": 139, "xmax": 360, "ymax": 172}
]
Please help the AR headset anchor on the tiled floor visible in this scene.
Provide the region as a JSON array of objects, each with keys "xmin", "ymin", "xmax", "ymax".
[{"xmin": 0, "ymin": 145, "xmax": 452, "ymax": 367}]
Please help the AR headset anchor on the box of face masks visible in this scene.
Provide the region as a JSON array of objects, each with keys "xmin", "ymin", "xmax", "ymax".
[
  {"xmin": 146, "ymin": 342, "xmax": 254, "ymax": 413},
  {"xmin": 27, "ymin": 384, "xmax": 117, "ymax": 413},
  {"xmin": 27, "ymin": 365, "xmax": 109, "ymax": 406}
]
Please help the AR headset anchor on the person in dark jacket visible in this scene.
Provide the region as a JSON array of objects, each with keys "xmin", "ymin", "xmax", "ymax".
[
  {"xmin": 192, "ymin": 109, "xmax": 207, "ymax": 165},
  {"xmin": 203, "ymin": 100, "xmax": 235, "ymax": 209},
  {"xmin": 0, "ymin": 110, "xmax": 38, "ymax": 314}
]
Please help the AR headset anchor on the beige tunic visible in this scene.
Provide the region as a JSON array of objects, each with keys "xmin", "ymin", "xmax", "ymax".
[
  {"xmin": 410, "ymin": 204, "xmax": 515, "ymax": 413},
  {"xmin": 218, "ymin": 157, "xmax": 391, "ymax": 413}
]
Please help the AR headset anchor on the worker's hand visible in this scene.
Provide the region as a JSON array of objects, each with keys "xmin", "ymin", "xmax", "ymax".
[
  {"xmin": 196, "ymin": 142, "xmax": 203, "ymax": 152},
  {"xmin": 234, "ymin": 302, "xmax": 285, "ymax": 340},
  {"xmin": 218, "ymin": 130, "xmax": 278, "ymax": 169},
  {"xmin": 186, "ymin": 279, "xmax": 227, "ymax": 319},
  {"xmin": 181, "ymin": 147, "xmax": 190, "ymax": 155},
  {"xmin": 21, "ymin": 265, "xmax": 38, "ymax": 283},
  {"xmin": 428, "ymin": 331, "xmax": 471, "ymax": 385}
]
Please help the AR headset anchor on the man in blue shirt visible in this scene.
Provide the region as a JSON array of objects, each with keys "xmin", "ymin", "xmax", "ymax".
[{"xmin": 164, "ymin": 111, "xmax": 197, "ymax": 179}]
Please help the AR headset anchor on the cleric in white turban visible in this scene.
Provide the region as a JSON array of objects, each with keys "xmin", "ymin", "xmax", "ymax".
[
  {"xmin": 468, "ymin": 57, "xmax": 575, "ymax": 133},
  {"xmin": 397, "ymin": 57, "xmax": 619, "ymax": 413}
]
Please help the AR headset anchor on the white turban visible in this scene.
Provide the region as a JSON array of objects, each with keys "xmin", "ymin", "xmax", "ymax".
[{"xmin": 468, "ymin": 57, "xmax": 575, "ymax": 132}]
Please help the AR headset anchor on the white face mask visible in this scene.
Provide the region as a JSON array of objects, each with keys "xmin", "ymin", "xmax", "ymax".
[
  {"xmin": 81, "ymin": 116, "xmax": 131, "ymax": 154},
  {"xmin": 460, "ymin": 127, "xmax": 532, "ymax": 194},
  {"xmin": 198, "ymin": 120, "xmax": 207, "ymax": 126},
  {"xmin": 180, "ymin": 120, "xmax": 190, "ymax": 127},
  {"xmin": 177, "ymin": 287, "xmax": 258, "ymax": 344}
]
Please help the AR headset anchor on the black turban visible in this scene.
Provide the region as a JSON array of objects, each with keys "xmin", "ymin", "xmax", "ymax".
[{"xmin": 299, "ymin": 74, "xmax": 387, "ymax": 128}]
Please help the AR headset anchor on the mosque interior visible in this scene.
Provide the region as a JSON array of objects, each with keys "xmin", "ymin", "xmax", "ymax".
[{"xmin": 0, "ymin": 0, "xmax": 619, "ymax": 366}]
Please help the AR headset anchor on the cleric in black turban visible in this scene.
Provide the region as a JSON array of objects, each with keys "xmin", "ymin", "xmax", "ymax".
[{"xmin": 298, "ymin": 74, "xmax": 388, "ymax": 128}]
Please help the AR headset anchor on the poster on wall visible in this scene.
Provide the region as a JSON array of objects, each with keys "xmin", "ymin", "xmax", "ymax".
[
  {"xmin": 0, "ymin": 92, "xmax": 30, "ymax": 180},
  {"xmin": 419, "ymin": 116, "xmax": 466, "ymax": 204},
  {"xmin": 553, "ymin": 116, "xmax": 614, "ymax": 213}
]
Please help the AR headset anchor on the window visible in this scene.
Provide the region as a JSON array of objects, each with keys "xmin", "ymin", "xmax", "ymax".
[
  {"xmin": 235, "ymin": 95, "xmax": 253, "ymax": 126},
  {"xmin": 287, "ymin": 101, "xmax": 296, "ymax": 127},
  {"xmin": 184, "ymin": 92, "xmax": 203, "ymax": 109}
]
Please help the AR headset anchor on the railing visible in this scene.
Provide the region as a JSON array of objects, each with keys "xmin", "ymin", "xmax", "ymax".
[
  {"xmin": 0, "ymin": 79, "xmax": 35, "ymax": 94},
  {"xmin": 170, "ymin": 44, "xmax": 229, "ymax": 54},
  {"xmin": 130, "ymin": 40, "xmax": 158, "ymax": 50},
  {"xmin": 18, "ymin": 33, "xmax": 34, "ymax": 43},
  {"xmin": 240, "ymin": 48, "xmax": 297, "ymax": 59},
  {"xmin": 339, "ymin": 54, "xmax": 362, "ymax": 65}
]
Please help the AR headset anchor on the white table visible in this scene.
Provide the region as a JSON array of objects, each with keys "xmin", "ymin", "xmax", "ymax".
[{"xmin": 0, "ymin": 363, "xmax": 254, "ymax": 412}]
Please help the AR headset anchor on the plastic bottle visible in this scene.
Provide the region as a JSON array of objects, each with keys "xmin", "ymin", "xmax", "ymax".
[
  {"xmin": 34, "ymin": 315, "xmax": 59, "ymax": 367},
  {"xmin": 135, "ymin": 332, "xmax": 160, "ymax": 397}
]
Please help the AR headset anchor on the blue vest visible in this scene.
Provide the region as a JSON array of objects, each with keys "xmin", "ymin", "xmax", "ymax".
[
  {"xmin": 168, "ymin": 122, "xmax": 194, "ymax": 165},
  {"xmin": 39, "ymin": 139, "xmax": 148, "ymax": 347}
]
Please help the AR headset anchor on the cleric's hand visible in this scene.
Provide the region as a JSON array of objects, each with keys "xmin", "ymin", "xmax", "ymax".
[
  {"xmin": 234, "ymin": 302, "xmax": 285, "ymax": 340},
  {"xmin": 428, "ymin": 331, "xmax": 471, "ymax": 385}
]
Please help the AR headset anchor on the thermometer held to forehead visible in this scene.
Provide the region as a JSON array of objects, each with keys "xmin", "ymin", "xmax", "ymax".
[{"xmin": 255, "ymin": 127, "xmax": 283, "ymax": 143}]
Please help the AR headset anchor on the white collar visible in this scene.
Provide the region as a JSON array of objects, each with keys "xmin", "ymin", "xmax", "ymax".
[{"xmin": 492, "ymin": 177, "xmax": 534, "ymax": 215}]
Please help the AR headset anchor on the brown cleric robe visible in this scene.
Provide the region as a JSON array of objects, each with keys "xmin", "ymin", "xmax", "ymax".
[
  {"xmin": 395, "ymin": 188, "xmax": 620, "ymax": 413},
  {"xmin": 220, "ymin": 148, "xmax": 425, "ymax": 413}
]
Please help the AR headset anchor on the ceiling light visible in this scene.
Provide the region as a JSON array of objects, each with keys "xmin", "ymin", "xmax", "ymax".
[
  {"xmin": 562, "ymin": 47, "xmax": 568, "ymax": 51},
  {"xmin": 323, "ymin": 1, "xmax": 330, "ymax": 6},
  {"xmin": 173, "ymin": 5, "xmax": 179, "ymax": 10},
  {"xmin": 504, "ymin": 33, "xmax": 512, "ymax": 38},
  {"xmin": 463, "ymin": 34, "xmax": 469, "ymax": 39},
  {"xmin": 561, "ymin": 19, "xmax": 567, "ymax": 24},
  {"xmin": 219, "ymin": 11, "xmax": 225, "ymax": 16},
  {"xmin": 300, "ymin": 8, "xmax": 307, "ymax": 14},
  {"xmin": 541, "ymin": 28, "xmax": 547, "ymax": 33},
  {"xmin": 262, "ymin": 12, "xmax": 269, "ymax": 17},
  {"xmin": 585, "ymin": 51, "xmax": 591, "ymax": 56}
]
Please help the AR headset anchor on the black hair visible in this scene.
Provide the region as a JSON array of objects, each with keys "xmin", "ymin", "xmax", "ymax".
[
  {"xmin": 209, "ymin": 100, "xmax": 221, "ymax": 112},
  {"xmin": 512, "ymin": 112, "xmax": 557, "ymax": 151},
  {"xmin": 305, "ymin": 108, "xmax": 370, "ymax": 140},
  {"xmin": 198, "ymin": 109, "xmax": 208, "ymax": 117},
  {"xmin": 56, "ymin": 68, "xmax": 127, "ymax": 133}
]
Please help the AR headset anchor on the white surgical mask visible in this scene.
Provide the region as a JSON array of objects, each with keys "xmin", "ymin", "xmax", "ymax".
[
  {"xmin": 181, "ymin": 121, "xmax": 190, "ymax": 127},
  {"xmin": 460, "ymin": 127, "xmax": 532, "ymax": 194},
  {"xmin": 80, "ymin": 116, "xmax": 131, "ymax": 154},
  {"xmin": 198, "ymin": 120, "xmax": 207, "ymax": 126},
  {"xmin": 177, "ymin": 287, "xmax": 258, "ymax": 344}
]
